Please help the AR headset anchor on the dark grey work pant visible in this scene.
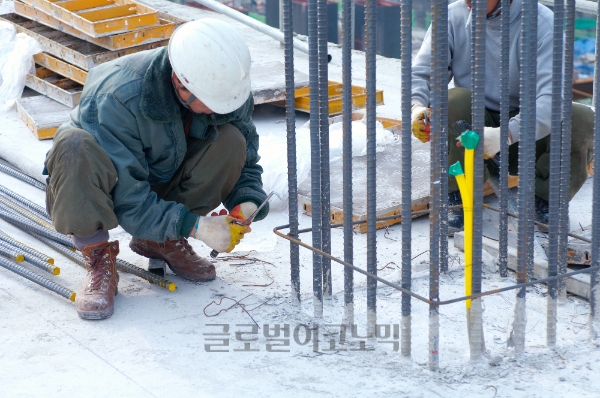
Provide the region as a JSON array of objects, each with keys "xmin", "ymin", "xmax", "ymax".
[
  {"xmin": 45, "ymin": 124, "xmax": 246, "ymax": 238},
  {"xmin": 447, "ymin": 87, "xmax": 594, "ymax": 201}
]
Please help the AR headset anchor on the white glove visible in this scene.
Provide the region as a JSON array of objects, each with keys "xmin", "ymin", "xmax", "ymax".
[
  {"xmin": 483, "ymin": 127, "xmax": 502, "ymax": 159},
  {"xmin": 192, "ymin": 215, "xmax": 250, "ymax": 253},
  {"xmin": 411, "ymin": 104, "xmax": 430, "ymax": 143},
  {"xmin": 230, "ymin": 202, "xmax": 258, "ymax": 224}
]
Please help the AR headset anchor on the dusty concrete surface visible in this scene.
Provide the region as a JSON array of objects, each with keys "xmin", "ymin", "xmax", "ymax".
[{"xmin": 1, "ymin": 1, "xmax": 600, "ymax": 397}]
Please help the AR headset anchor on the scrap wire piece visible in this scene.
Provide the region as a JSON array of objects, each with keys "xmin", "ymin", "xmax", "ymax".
[{"xmin": 203, "ymin": 294, "xmax": 274, "ymax": 327}]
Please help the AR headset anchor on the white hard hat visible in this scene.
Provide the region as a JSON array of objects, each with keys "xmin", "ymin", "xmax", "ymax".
[{"xmin": 168, "ymin": 18, "xmax": 251, "ymax": 114}]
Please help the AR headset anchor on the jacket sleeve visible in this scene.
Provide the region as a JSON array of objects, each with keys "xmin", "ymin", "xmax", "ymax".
[
  {"xmin": 508, "ymin": 30, "xmax": 554, "ymax": 143},
  {"xmin": 79, "ymin": 93, "xmax": 195, "ymax": 241},
  {"xmin": 224, "ymin": 96, "xmax": 269, "ymax": 221}
]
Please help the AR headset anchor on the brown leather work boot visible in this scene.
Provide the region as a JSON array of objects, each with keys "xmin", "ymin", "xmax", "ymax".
[
  {"xmin": 129, "ymin": 237, "xmax": 216, "ymax": 282},
  {"xmin": 76, "ymin": 241, "xmax": 120, "ymax": 320}
]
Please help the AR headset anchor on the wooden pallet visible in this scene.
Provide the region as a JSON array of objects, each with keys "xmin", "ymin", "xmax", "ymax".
[
  {"xmin": 275, "ymin": 81, "xmax": 385, "ymax": 115},
  {"xmin": 25, "ymin": 66, "xmax": 83, "ymax": 107},
  {"xmin": 33, "ymin": 53, "xmax": 88, "ymax": 85},
  {"xmin": 0, "ymin": 13, "xmax": 170, "ymax": 70},
  {"xmin": 19, "ymin": 0, "xmax": 159, "ymax": 38},
  {"xmin": 15, "ymin": 1, "xmax": 180, "ymax": 50},
  {"xmin": 15, "ymin": 96, "xmax": 73, "ymax": 140}
]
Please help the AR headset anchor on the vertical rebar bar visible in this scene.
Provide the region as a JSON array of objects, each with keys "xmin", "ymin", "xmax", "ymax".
[
  {"xmin": 547, "ymin": 0, "xmax": 564, "ymax": 348},
  {"xmin": 400, "ymin": 0, "xmax": 413, "ymax": 357},
  {"xmin": 469, "ymin": 0, "xmax": 486, "ymax": 361},
  {"xmin": 429, "ymin": 0, "xmax": 442, "ymax": 371},
  {"xmin": 282, "ymin": 0, "xmax": 300, "ymax": 306},
  {"xmin": 365, "ymin": 0, "xmax": 377, "ymax": 337},
  {"xmin": 308, "ymin": 0, "xmax": 323, "ymax": 317},
  {"xmin": 498, "ymin": 0, "xmax": 511, "ymax": 278},
  {"xmin": 342, "ymin": 0, "xmax": 354, "ymax": 325},
  {"xmin": 513, "ymin": 0, "xmax": 536, "ymax": 355},
  {"xmin": 317, "ymin": 0, "xmax": 332, "ymax": 300},
  {"xmin": 558, "ymin": 0, "xmax": 575, "ymax": 300},
  {"xmin": 438, "ymin": 0, "xmax": 449, "ymax": 274},
  {"xmin": 589, "ymin": 0, "xmax": 600, "ymax": 340}
]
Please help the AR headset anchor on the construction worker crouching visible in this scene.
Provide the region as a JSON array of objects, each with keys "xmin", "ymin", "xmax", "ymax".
[
  {"xmin": 410, "ymin": 0, "xmax": 594, "ymax": 234},
  {"xmin": 43, "ymin": 19, "xmax": 269, "ymax": 320}
]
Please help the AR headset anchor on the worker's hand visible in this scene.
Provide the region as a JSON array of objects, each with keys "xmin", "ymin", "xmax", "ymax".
[
  {"xmin": 192, "ymin": 215, "xmax": 251, "ymax": 253},
  {"xmin": 411, "ymin": 104, "xmax": 431, "ymax": 143},
  {"xmin": 483, "ymin": 127, "xmax": 503, "ymax": 159},
  {"xmin": 230, "ymin": 202, "xmax": 258, "ymax": 224}
]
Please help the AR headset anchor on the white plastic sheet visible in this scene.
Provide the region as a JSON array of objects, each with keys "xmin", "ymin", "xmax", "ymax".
[{"xmin": 0, "ymin": 21, "xmax": 43, "ymax": 112}]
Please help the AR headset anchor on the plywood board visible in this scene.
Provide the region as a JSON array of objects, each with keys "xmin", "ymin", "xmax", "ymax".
[
  {"xmin": 19, "ymin": 0, "xmax": 159, "ymax": 38},
  {"xmin": 251, "ymin": 61, "xmax": 309, "ymax": 105},
  {"xmin": 0, "ymin": 13, "xmax": 169, "ymax": 70},
  {"xmin": 15, "ymin": 1, "xmax": 179, "ymax": 50},
  {"xmin": 15, "ymin": 96, "xmax": 73, "ymax": 140},
  {"xmin": 25, "ymin": 66, "xmax": 83, "ymax": 107}
]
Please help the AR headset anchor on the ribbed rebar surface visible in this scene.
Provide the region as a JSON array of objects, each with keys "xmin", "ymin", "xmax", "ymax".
[
  {"xmin": 0, "ymin": 256, "xmax": 74, "ymax": 301},
  {"xmin": 498, "ymin": 0, "xmax": 511, "ymax": 278},
  {"xmin": 308, "ymin": 0, "xmax": 323, "ymax": 316},
  {"xmin": 317, "ymin": 0, "xmax": 331, "ymax": 299},
  {"xmin": 0, "ymin": 162, "xmax": 46, "ymax": 191},
  {"xmin": 400, "ymin": 0, "xmax": 413, "ymax": 357},
  {"xmin": 365, "ymin": 0, "xmax": 377, "ymax": 337},
  {"xmin": 547, "ymin": 0, "xmax": 565, "ymax": 348},
  {"xmin": 282, "ymin": 0, "xmax": 300, "ymax": 305},
  {"xmin": 342, "ymin": 0, "xmax": 354, "ymax": 325}
]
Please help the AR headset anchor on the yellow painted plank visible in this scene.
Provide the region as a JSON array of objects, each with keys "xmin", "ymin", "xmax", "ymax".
[
  {"xmin": 34, "ymin": 53, "xmax": 88, "ymax": 85},
  {"xmin": 14, "ymin": 1, "xmax": 177, "ymax": 50},
  {"xmin": 59, "ymin": 0, "xmax": 115, "ymax": 12},
  {"xmin": 77, "ymin": 5, "xmax": 137, "ymax": 21},
  {"xmin": 293, "ymin": 88, "xmax": 384, "ymax": 115},
  {"xmin": 84, "ymin": 13, "xmax": 159, "ymax": 36}
]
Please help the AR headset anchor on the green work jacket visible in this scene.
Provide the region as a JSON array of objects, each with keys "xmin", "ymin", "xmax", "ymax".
[{"xmin": 51, "ymin": 47, "xmax": 268, "ymax": 242}]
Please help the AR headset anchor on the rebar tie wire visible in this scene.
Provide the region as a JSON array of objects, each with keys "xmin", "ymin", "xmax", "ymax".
[{"xmin": 274, "ymin": 211, "xmax": 600, "ymax": 307}]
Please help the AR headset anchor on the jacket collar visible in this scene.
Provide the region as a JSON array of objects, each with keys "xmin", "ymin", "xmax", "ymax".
[{"xmin": 140, "ymin": 48, "xmax": 180, "ymax": 123}]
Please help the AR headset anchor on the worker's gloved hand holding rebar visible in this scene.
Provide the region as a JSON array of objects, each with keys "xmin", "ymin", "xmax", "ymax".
[
  {"xmin": 191, "ymin": 215, "xmax": 250, "ymax": 253},
  {"xmin": 229, "ymin": 202, "xmax": 258, "ymax": 225},
  {"xmin": 411, "ymin": 104, "xmax": 431, "ymax": 143},
  {"xmin": 482, "ymin": 127, "xmax": 512, "ymax": 159}
]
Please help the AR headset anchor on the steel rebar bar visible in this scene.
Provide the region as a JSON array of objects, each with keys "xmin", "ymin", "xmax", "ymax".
[
  {"xmin": 439, "ymin": 0, "xmax": 449, "ymax": 274},
  {"xmin": 0, "ymin": 239, "xmax": 59, "ymax": 275},
  {"xmin": 0, "ymin": 240, "xmax": 24, "ymax": 262},
  {"xmin": 0, "ymin": 230, "xmax": 54, "ymax": 264},
  {"xmin": 498, "ymin": 0, "xmax": 511, "ymax": 278},
  {"xmin": 308, "ymin": 0, "xmax": 323, "ymax": 317},
  {"xmin": 317, "ymin": 0, "xmax": 332, "ymax": 300},
  {"xmin": 0, "ymin": 184, "xmax": 51, "ymax": 221},
  {"xmin": 0, "ymin": 208, "xmax": 74, "ymax": 249},
  {"xmin": 558, "ymin": 0, "xmax": 576, "ymax": 300},
  {"xmin": 365, "ymin": 0, "xmax": 378, "ymax": 339},
  {"xmin": 547, "ymin": 0, "xmax": 565, "ymax": 348},
  {"xmin": 282, "ymin": 0, "xmax": 300, "ymax": 306},
  {"xmin": 0, "ymin": 161, "xmax": 46, "ymax": 191},
  {"xmin": 342, "ymin": 0, "xmax": 354, "ymax": 325},
  {"xmin": 469, "ymin": 0, "xmax": 487, "ymax": 361},
  {"xmin": 0, "ymin": 255, "xmax": 74, "ymax": 301},
  {"xmin": 429, "ymin": 0, "xmax": 443, "ymax": 371},
  {"xmin": 0, "ymin": 194, "xmax": 54, "ymax": 230},
  {"xmin": 400, "ymin": 0, "xmax": 413, "ymax": 358}
]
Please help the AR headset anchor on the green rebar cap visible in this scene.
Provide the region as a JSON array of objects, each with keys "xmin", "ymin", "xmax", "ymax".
[
  {"xmin": 448, "ymin": 161, "xmax": 464, "ymax": 176},
  {"xmin": 458, "ymin": 130, "xmax": 480, "ymax": 150}
]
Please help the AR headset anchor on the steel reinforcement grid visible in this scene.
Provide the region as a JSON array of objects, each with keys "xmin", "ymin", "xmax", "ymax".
[{"xmin": 274, "ymin": 0, "xmax": 600, "ymax": 370}]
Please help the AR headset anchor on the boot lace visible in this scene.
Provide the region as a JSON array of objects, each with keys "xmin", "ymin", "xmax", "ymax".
[
  {"xmin": 174, "ymin": 237, "xmax": 196, "ymax": 257},
  {"xmin": 85, "ymin": 247, "xmax": 114, "ymax": 292}
]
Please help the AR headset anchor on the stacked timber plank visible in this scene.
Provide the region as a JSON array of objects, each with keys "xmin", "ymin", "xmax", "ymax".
[{"xmin": 4, "ymin": 0, "xmax": 184, "ymax": 139}]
